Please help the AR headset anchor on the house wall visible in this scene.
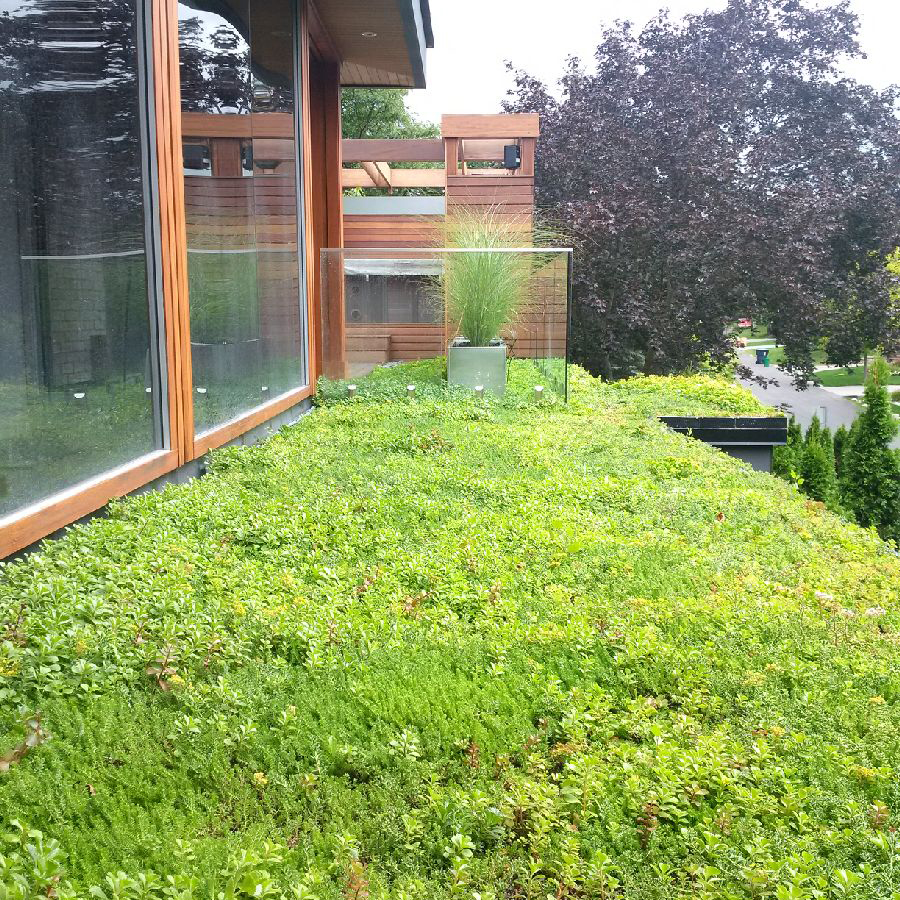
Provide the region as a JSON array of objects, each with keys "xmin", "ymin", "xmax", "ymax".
[{"xmin": 0, "ymin": 0, "xmax": 345, "ymax": 557}]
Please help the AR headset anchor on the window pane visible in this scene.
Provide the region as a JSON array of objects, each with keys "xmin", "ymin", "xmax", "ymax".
[
  {"xmin": 179, "ymin": 0, "xmax": 306, "ymax": 435},
  {"xmin": 0, "ymin": 0, "xmax": 160, "ymax": 518}
]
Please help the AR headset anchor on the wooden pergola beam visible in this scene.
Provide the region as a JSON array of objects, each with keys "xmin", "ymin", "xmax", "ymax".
[
  {"xmin": 342, "ymin": 138, "xmax": 444, "ymax": 162},
  {"xmin": 360, "ymin": 160, "xmax": 391, "ymax": 190},
  {"xmin": 342, "ymin": 167, "xmax": 445, "ymax": 188},
  {"xmin": 441, "ymin": 114, "xmax": 540, "ymax": 139}
]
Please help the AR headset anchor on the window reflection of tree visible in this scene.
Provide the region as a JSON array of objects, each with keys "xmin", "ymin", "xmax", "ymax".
[
  {"xmin": 0, "ymin": 0, "xmax": 159, "ymax": 515},
  {"xmin": 177, "ymin": 1, "xmax": 293, "ymax": 114},
  {"xmin": 0, "ymin": 0, "xmax": 150, "ymax": 389}
]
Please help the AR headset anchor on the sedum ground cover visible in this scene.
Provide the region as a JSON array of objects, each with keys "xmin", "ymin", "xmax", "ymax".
[{"xmin": 1, "ymin": 361, "xmax": 899, "ymax": 900}]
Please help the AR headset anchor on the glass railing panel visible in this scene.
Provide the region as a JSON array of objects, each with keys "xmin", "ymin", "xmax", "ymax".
[{"xmin": 321, "ymin": 247, "xmax": 572, "ymax": 400}]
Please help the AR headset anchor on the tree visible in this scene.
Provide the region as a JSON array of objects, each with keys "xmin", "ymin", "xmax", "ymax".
[
  {"xmin": 800, "ymin": 442, "xmax": 835, "ymax": 504},
  {"xmin": 799, "ymin": 416, "xmax": 837, "ymax": 504},
  {"xmin": 840, "ymin": 356, "xmax": 900, "ymax": 541},
  {"xmin": 503, "ymin": 0, "xmax": 900, "ymax": 383},
  {"xmin": 341, "ymin": 89, "xmax": 438, "ymax": 139},
  {"xmin": 833, "ymin": 425, "xmax": 850, "ymax": 477},
  {"xmin": 773, "ymin": 417, "xmax": 803, "ymax": 482}
]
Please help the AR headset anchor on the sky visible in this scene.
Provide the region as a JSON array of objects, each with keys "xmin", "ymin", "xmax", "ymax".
[{"xmin": 406, "ymin": 0, "xmax": 900, "ymax": 124}]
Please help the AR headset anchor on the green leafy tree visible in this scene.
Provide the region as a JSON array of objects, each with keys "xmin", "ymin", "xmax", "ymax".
[
  {"xmin": 782, "ymin": 415, "xmax": 838, "ymax": 505},
  {"xmin": 800, "ymin": 417, "xmax": 837, "ymax": 504},
  {"xmin": 840, "ymin": 356, "xmax": 900, "ymax": 541},
  {"xmin": 341, "ymin": 89, "xmax": 439, "ymax": 196},
  {"xmin": 341, "ymin": 88, "xmax": 438, "ymax": 139},
  {"xmin": 805, "ymin": 415, "xmax": 823, "ymax": 449},
  {"xmin": 809, "ymin": 416, "xmax": 836, "ymax": 474},
  {"xmin": 800, "ymin": 442, "xmax": 834, "ymax": 504}
]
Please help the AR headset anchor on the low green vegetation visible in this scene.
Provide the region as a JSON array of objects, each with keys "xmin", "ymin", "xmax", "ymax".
[
  {"xmin": 815, "ymin": 368, "xmax": 900, "ymax": 389},
  {"xmin": 2, "ymin": 361, "xmax": 899, "ymax": 900}
]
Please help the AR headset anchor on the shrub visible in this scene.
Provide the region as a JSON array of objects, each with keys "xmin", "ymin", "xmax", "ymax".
[
  {"xmin": 833, "ymin": 424, "xmax": 850, "ymax": 477},
  {"xmin": 800, "ymin": 440, "xmax": 835, "ymax": 503},
  {"xmin": 437, "ymin": 208, "xmax": 553, "ymax": 347},
  {"xmin": 799, "ymin": 415, "xmax": 837, "ymax": 504},
  {"xmin": 773, "ymin": 416, "xmax": 803, "ymax": 482}
]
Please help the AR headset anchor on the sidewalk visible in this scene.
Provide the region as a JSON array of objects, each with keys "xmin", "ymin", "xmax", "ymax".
[{"xmin": 818, "ymin": 384, "xmax": 864, "ymax": 398}]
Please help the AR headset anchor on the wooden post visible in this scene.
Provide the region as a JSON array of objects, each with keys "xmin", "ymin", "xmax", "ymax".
[
  {"xmin": 444, "ymin": 137, "xmax": 459, "ymax": 177},
  {"xmin": 519, "ymin": 137, "xmax": 536, "ymax": 177},
  {"xmin": 308, "ymin": 52, "xmax": 345, "ymax": 380}
]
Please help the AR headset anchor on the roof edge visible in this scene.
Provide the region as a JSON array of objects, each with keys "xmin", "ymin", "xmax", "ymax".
[
  {"xmin": 420, "ymin": 0, "xmax": 434, "ymax": 48},
  {"xmin": 397, "ymin": 0, "xmax": 428, "ymax": 89}
]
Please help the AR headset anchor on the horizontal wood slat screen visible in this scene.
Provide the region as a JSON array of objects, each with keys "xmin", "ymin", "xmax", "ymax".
[{"xmin": 344, "ymin": 215, "xmax": 443, "ymax": 248}]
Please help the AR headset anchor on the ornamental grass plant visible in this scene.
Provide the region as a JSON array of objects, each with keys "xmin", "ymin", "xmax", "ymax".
[{"xmin": 435, "ymin": 208, "xmax": 554, "ymax": 347}]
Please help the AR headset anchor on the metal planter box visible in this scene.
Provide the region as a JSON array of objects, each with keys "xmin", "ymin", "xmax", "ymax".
[{"xmin": 447, "ymin": 343, "xmax": 507, "ymax": 396}]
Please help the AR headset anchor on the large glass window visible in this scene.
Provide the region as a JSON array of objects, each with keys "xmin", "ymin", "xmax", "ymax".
[
  {"xmin": 179, "ymin": 0, "xmax": 306, "ymax": 434},
  {"xmin": 0, "ymin": 0, "xmax": 162, "ymax": 518}
]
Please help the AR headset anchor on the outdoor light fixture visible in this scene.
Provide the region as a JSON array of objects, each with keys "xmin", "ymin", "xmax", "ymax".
[
  {"xmin": 533, "ymin": 385, "xmax": 545, "ymax": 402},
  {"xmin": 347, "ymin": 384, "xmax": 358, "ymax": 397},
  {"xmin": 183, "ymin": 142, "xmax": 211, "ymax": 173},
  {"xmin": 254, "ymin": 159, "xmax": 280, "ymax": 172},
  {"xmin": 407, "ymin": 384, "xmax": 416, "ymax": 397},
  {"xmin": 503, "ymin": 144, "xmax": 521, "ymax": 170},
  {"xmin": 252, "ymin": 82, "xmax": 275, "ymax": 110},
  {"xmin": 474, "ymin": 385, "xmax": 485, "ymax": 398}
]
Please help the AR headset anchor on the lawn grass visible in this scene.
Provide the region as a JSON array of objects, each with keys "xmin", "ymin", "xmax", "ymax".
[
  {"xmin": 1, "ymin": 361, "xmax": 899, "ymax": 899},
  {"xmin": 735, "ymin": 325, "xmax": 771, "ymax": 341},
  {"xmin": 732, "ymin": 325, "xmax": 829, "ymax": 367},
  {"xmin": 765, "ymin": 345, "xmax": 828, "ymax": 367},
  {"xmin": 815, "ymin": 367, "xmax": 900, "ymax": 389}
]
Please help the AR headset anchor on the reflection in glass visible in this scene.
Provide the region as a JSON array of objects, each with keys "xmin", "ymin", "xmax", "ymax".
[
  {"xmin": 346, "ymin": 274, "xmax": 441, "ymax": 325},
  {"xmin": 179, "ymin": 0, "xmax": 306, "ymax": 434},
  {"xmin": 0, "ymin": 0, "xmax": 160, "ymax": 518}
]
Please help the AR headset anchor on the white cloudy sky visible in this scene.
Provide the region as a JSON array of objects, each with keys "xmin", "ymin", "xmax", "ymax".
[{"xmin": 406, "ymin": 0, "xmax": 900, "ymax": 123}]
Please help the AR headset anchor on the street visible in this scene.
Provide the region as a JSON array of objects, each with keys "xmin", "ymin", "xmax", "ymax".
[{"xmin": 737, "ymin": 350, "xmax": 900, "ymax": 448}]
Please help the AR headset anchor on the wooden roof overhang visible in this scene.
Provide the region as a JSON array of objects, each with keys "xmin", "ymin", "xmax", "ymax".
[
  {"xmin": 179, "ymin": 0, "xmax": 432, "ymax": 89},
  {"xmin": 310, "ymin": 0, "xmax": 433, "ymax": 88}
]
